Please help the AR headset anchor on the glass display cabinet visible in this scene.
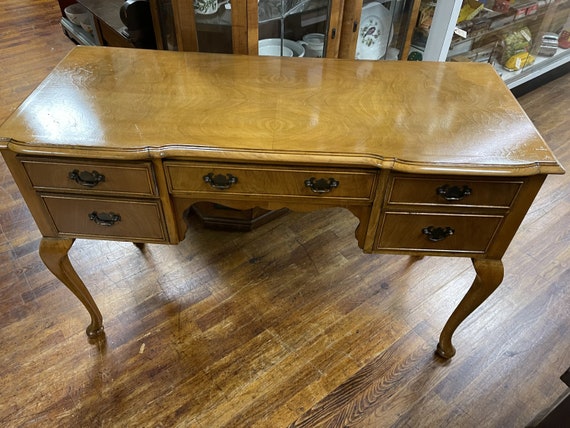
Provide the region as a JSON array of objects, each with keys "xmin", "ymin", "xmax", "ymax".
[
  {"xmin": 167, "ymin": 0, "xmax": 419, "ymax": 59},
  {"xmin": 409, "ymin": 0, "xmax": 570, "ymax": 87},
  {"xmin": 59, "ymin": 0, "xmax": 419, "ymax": 61}
]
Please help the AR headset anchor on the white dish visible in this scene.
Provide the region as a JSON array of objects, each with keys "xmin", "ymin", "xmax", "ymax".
[
  {"xmin": 259, "ymin": 39, "xmax": 302, "ymax": 57},
  {"xmin": 64, "ymin": 3, "xmax": 89, "ymax": 26},
  {"xmin": 355, "ymin": 2, "xmax": 393, "ymax": 60},
  {"xmin": 259, "ymin": 45, "xmax": 293, "ymax": 57}
]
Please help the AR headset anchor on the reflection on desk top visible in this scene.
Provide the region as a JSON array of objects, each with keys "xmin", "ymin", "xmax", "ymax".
[{"xmin": 0, "ymin": 46, "xmax": 564, "ymax": 176}]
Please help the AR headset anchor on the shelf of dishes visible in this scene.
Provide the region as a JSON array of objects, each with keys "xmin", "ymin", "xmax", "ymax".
[
  {"xmin": 191, "ymin": 0, "xmax": 402, "ymax": 60},
  {"xmin": 255, "ymin": 0, "xmax": 400, "ymax": 59},
  {"xmin": 191, "ymin": 0, "xmax": 330, "ymax": 56}
]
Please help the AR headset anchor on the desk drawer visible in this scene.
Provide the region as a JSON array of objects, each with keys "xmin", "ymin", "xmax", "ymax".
[
  {"xmin": 42, "ymin": 195, "xmax": 167, "ymax": 241},
  {"xmin": 164, "ymin": 162, "xmax": 376, "ymax": 201},
  {"xmin": 387, "ymin": 175, "xmax": 522, "ymax": 208},
  {"xmin": 376, "ymin": 212, "xmax": 503, "ymax": 254},
  {"xmin": 21, "ymin": 158, "xmax": 157, "ymax": 196}
]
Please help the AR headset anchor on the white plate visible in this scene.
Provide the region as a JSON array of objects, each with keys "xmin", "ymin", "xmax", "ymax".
[{"xmin": 356, "ymin": 2, "xmax": 393, "ymax": 60}]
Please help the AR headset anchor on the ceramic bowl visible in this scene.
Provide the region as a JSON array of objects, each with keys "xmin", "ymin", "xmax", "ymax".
[
  {"xmin": 64, "ymin": 3, "xmax": 90, "ymax": 26},
  {"xmin": 259, "ymin": 39, "xmax": 304, "ymax": 57}
]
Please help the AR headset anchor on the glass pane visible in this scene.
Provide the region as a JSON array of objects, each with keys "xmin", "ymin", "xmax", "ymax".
[
  {"xmin": 408, "ymin": 0, "xmax": 434, "ymax": 60},
  {"xmin": 410, "ymin": 0, "xmax": 570, "ymax": 87},
  {"xmin": 193, "ymin": 0, "xmax": 233, "ymax": 53},
  {"xmin": 355, "ymin": 0, "xmax": 415, "ymax": 61},
  {"xmin": 258, "ymin": 0, "xmax": 331, "ymax": 57},
  {"xmin": 156, "ymin": 0, "xmax": 178, "ymax": 50}
]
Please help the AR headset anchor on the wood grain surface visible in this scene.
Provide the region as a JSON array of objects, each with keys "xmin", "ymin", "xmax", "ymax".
[
  {"xmin": 0, "ymin": 47, "xmax": 563, "ymax": 176},
  {"xmin": 0, "ymin": 1, "xmax": 568, "ymax": 427}
]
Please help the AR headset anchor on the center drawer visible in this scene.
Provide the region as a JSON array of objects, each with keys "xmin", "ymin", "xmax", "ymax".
[{"xmin": 164, "ymin": 162, "xmax": 376, "ymax": 201}]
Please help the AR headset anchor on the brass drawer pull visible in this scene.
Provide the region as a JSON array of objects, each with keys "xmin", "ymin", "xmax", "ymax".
[
  {"xmin": 436, "ymin": 184, "xmax": 472, "ymax": 201},
  {"xmin": 304, "ymin": 177, "xmax": 339, "ymax": 193},
  {"xmin": 89, "ymin": 211, "xmax": 121, "ymax": 226},
  {"xmin": 69, "ymin": 169, "xmax": 105, "ymax": 187},
  {"xmin": 203, "ymin": 173, "xmax": 238, "ymax": 190},
  {"xmin": 422, "ymin": 226, "xmax": 454, "ymax": 242}
]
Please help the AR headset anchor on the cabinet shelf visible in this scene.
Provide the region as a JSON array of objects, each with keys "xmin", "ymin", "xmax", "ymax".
[
  {"xmin": 172, "ymin": 0, "xmax": 416, "ymax": 59},
  {"xmin": 495, "ymin": 47, "xmax": 570, "ymax": 87},
  {"xmin": 449, "ymin": 7, "xmax": 543, "ymax": 48}
]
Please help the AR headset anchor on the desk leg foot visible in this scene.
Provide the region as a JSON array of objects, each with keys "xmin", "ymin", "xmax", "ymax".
[
  {"xmin": 39, "ymin": 237, "xmax": 104, "ymax": 338},
  {"xmin": 436, "ymin": 258, "xmax": 504, "ymax": 359}
]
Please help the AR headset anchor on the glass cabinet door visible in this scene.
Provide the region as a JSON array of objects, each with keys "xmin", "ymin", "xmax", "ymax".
[
  {"xmin": 170, "ymin": 0, "xmax": 240, "ymax": 53},
  {"xmin": 256, "ymin": 0, "xmax": 343, "ymax": 57},
  {"xmin": 169, "ymin": 0, "xmax": 417, "ymax": 59},
  {"xmin": 171, "ymin": 0, "xmax": 343, "ymax": 56},
  {"xmin": 340, "ymin": 0, "xmax": 419, "ymax": 61},
  {"xmin": 191, "ymin": 0, "xmax": 234, "ymax": 53},
  {"xmin": 407, "ymin": 0, "xmax": 461, "ymax": 61},
  {"xmin": 254, "ymin": 0, "xmax": 417, "ymax": 59},
  {"xmin": 150, "ymin": 0, "xmax": 179, "ymax": 50}
]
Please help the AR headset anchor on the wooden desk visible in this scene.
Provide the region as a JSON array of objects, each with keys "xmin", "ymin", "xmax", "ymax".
[{"xmin": 0, "ymin": 46, "xmax": 564, "ymax": 358}]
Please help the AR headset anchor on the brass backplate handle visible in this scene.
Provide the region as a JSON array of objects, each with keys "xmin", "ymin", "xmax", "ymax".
[
  {"xmin": 89, "ymin": 211, "xmax": 121, "ymax": 226},
  {"xmin": 304, "ymin": 177, "xmax": 339, "ymax": 193},
  {"xmin": 69, "ymin": 169, "xmax": 105, "ymax": 187},
  {"xmin": 436, "ymin": 184, "xmax": 472, "ymax": 201},
  {"xmin": 203, "ymin": 173, "xmax": 238, "ymax": 190},
  {"xmin": 422, "ymin": 226, "xmax": 454, "ymax": 242}
]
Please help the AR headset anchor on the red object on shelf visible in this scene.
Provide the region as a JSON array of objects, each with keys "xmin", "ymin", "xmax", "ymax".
[
  {"xmin": 559, "ymin": 30, "xmax": 570, "ymax": 49},
  {"xmin": 493, "ymin": 0, "xmax": 511, "ymax": 13}
]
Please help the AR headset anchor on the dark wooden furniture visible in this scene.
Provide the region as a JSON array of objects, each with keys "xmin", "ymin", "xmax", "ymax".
[
  {"xmin": 528, "ymin": 367, "xmax": 570, "ymax": 427},
  {"xmin": 77, "ymin": 0, "xmax": 134, "ymax": 47},
  {"xmin": 78, "ymin": 0, "xmax": 156, "ymax": 48}
]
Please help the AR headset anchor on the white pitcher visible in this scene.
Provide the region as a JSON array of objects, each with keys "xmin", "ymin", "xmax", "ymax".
[{"xmin": 301, "ymin": 33, "xmax": 325, "ymax": 57}]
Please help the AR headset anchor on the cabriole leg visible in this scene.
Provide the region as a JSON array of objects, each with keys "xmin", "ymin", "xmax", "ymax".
[
  {"xmin": 39, "ymin": 237, "xmax": 104, "ymax": 338},
  {"xmin": 437, "ymin": 258, "xmax": 504, "ymax": 359}
]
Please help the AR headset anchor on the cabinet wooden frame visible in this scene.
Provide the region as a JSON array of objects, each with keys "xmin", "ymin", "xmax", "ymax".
[{"xmin": 171, "ymin": 0, "xmax": 366, "ymax": 57}]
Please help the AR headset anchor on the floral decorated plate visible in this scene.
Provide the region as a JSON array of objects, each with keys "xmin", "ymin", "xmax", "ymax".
[
  {"xmin": 194, "ymin": 0, "xmax": 228, "ymax": 15},
  {"xmin": 356, "ymin": 2, "xmax": 393, "ymax": 60}
]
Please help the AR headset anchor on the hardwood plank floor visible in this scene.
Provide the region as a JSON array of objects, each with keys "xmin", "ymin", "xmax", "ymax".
[{"xmin": 0, "ymin": 1, "xmax": 568, "ymax": 426}]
